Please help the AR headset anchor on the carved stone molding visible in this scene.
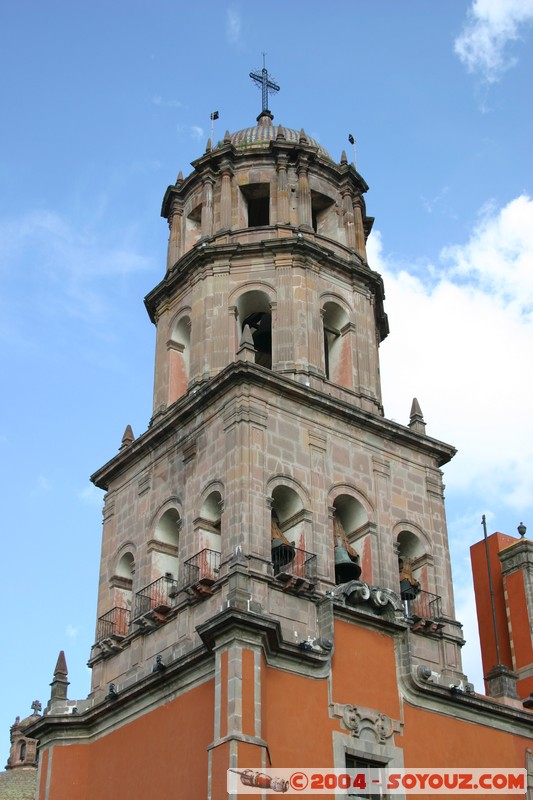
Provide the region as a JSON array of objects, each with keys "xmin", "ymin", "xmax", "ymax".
[
  {"xmin": 332, "ymin": 580, "xmax": 403, "ymax": 615},
  {"xmin": 333, "ymin": 703, "xmax": 398, "ymax": 743}
]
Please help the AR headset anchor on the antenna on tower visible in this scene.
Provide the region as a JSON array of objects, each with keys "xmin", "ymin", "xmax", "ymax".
[
  {"xmin": 249, "ymin": 53, "xmax": 280, "ymax": 116},
  {"xmin": 210, "ymin": 110, "xmax": 219, "ymax": 151}
]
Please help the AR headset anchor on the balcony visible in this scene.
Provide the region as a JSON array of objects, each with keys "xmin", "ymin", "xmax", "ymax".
[
  {"xmin": 133, "ymin": 575, "xmax": 179, "ymax": 621},
  {"xmin": 182, "ymin": 548, "xmax": 221, "ymax": 596},
  {"xmin": 96, "ymin": 606, "xmax": 130, "ymax": 642},
  {"xmin": 272, "ymin": 546, "xmax": 317, "ymax": 592},
  {"xmin": 404, "ymin": 589, "xmax": 444, "ymax": 634}
]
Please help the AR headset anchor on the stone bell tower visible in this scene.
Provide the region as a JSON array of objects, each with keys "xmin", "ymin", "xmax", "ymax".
[{"xmin": 30, "ymin": 71, "xmax": 469, "ymax": 800}]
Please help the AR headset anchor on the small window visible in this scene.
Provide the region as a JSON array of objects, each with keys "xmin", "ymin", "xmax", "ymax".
[
  {"xmin": 345, "ymin": 755, "xmax": 385, "ymax": 800},
  {"xmin": 240, "ymin": 183, "xmax": 270, "ymax": 227}
]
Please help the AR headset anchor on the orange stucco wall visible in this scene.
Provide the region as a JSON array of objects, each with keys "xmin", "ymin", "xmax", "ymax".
[
  {"xmin": 332, "ymin": 619, "xmax": 401, "ymax": 718},
  {"xmin": 39, "ymin": 618, "xmax": 533, "ymax": 799},
  {"xmin": 42, "ymin": 679, "xmax": 214, "ymax": 800}
]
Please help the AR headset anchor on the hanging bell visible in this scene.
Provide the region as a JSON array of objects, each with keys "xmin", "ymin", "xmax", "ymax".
[
  {"xmin": 334, "ymin": 542, "xmax": 362, "ymax": 584},
  {"xmin": 271, "ymin": 537, "xmax": 295, "ymax": 574}
]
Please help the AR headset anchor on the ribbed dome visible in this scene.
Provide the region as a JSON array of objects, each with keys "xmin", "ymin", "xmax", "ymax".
[{"xmin": 227, "ymin": 113, "xmax": 332, "ymax": 160}]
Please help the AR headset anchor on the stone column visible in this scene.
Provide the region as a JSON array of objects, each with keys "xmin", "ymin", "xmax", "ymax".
[
  {"xmin": 353, "ymin": 198, "xmax": 367, "ymax": 260},
  {"xmin": 297, "ymin": 156, "xmax": 312, "ymax": 229},
  {"xmin": 276, "ymin": 153, "xmax": 290, "ymax": 224},
  {"xmin": 372, "ymin": 455, "xmax": 392, "ymax": 588},
  {"xmin": 167, "ymin": 199, "xmax": 183, "ymax": 270},
  {"xmin": 219, "ymin": 162, "xmax": 232, "ymax": 231},
  {"xmin": 342, "ymin": 189, "xmax": 356, "ymax": 249},
  {"xmin": 201, "ymin": 175, "xmax": 214, "ymax": 238}
]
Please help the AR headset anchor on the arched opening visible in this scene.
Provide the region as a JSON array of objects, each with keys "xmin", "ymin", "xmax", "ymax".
[
  {"xmin": 187, "ymin": 490, "xmax": 223, "ymax": 589},
  {"xmin": 184, "ymin": 203, "xmax": 202, "ymax": 251},
  {"xmin": 153, "ymin": 509, "xmax": 181, "ymax": 580},
  {"xmin": 19, "ymin": 741, "xmax": 26, "ymax": 762},
  {"xmin": 168, "ymin": 314, "xmax": 191, "ymax": 403},
  {"xmin": 113, "ymin": 551, "xmax": 135, "ymax": 616},
  {"xmin": 270, "ymin": 485, "xmax": 306, "ymax": 576},
  {"xmin": 322, "ymin": 301, "xmax": 350, "ymax": 383},
  {"xmin": 332, "ymin": 495, "xmax": 364, "ymax": 584},
  {"xmin": 397, "ymin": 530, "xmax": 424, "ymax": 601},
  {"xmin": 198, "ymin": 490, "xmax": 222, "ymax": 553},
  {"xmin": 236, "ymin": 290, "xmax": 272, "ymax": 369}
]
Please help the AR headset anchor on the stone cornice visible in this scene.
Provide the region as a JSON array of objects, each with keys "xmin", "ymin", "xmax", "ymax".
[
  {"xmin": 91, "ymin": 362, "xmax": 456, "ymax": 490},
  {"xmin": 144, "ymin": 233, "xmax": 388, "ymax": 340}
]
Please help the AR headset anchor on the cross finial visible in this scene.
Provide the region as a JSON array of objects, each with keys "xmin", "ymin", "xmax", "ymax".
[{"xmin": 249, "ymin": 54, "xmax": 280, "ymax": 115}]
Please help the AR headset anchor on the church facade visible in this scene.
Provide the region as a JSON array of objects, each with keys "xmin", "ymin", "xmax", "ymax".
[{"xmin": 23, "ymin": 79, "xmax": 533, "ymax": 799}]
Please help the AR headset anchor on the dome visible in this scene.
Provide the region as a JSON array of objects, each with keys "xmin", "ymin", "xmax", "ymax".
[{"xmin": 227, "ymin": 113, "xmax": 332, "ymax": 160}]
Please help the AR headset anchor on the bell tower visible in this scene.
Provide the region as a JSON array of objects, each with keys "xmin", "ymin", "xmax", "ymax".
[{"xmin": 30, "ymin": 75, "xmax": 472, "ymax": 800}]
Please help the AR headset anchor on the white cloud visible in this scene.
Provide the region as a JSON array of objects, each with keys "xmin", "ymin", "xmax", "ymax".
[
  {"xmin": 66, "ymin": 625, "xmax": 80, "ymax": 638},
  {"xmin": 455, "ymin": 0, "xmax": 533, "ymax": 82},
  {"xmin": 152, "ymin": 95, "xmax": 182, "ymax": 108},
  {"xmin": 226, "ymin": 8, "xmax": 242, "ymax": 44},
  {"xmin": 0, "ymin": 210, "xmax": 155, "ymax": 334},
  {"xmin": 37, "ymin": 475, "xmax": 51, "ymax": 491},
  {"xmin": 190, "ymin": 125, "xmax": 204, "ymax": 141},
  {"xmin": 373, "ymin": 193, "xmax": 533, "ymax": 515},
  {"xmin": 78, "ymin": 484, "xmax": 104, "ymax": 506}
]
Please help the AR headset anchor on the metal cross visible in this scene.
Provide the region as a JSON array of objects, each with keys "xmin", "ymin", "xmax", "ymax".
[{"xmin": 249, "ymin": 54, "xmax": 280, "ymax": 113}]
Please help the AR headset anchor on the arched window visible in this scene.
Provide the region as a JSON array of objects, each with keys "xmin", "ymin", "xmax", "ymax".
[
  {"xmin": 197, "ymin": 490, "xmax": 222, "ymax": 554},
  {"xmin": 332, "ymin": 495, "xmax": 365, "ymax": 584},
  {"xmin": 236, "ymin": 290, "xmax": 272, "ymax": 369},
  {"xmin": 152, "ymin": 509, "xmax": 181, "ymax": 580},
  {"xmin": 270, "ymin": 485, "xmax": 309, "ymax": 576},
  {"xmin": 19, "ymin": 741, "xmax": 26, "ymax": 762},
  {"xmin": 111, "ymin": 551, "xmax": 135, "ymax": 617},
  {"xmin": 322, "ymin": 301, "xmax": 350, "ymax": 383},
  {"xmin": 168, "ymin": 314, "xmax": 191, "ymax": 403},
  {"xmin": 397, "ymin": 530, "xmax": 425, "ymax": 601}
]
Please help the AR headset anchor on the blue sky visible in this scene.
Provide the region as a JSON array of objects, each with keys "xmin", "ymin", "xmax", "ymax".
[{"xmin": 1, "ymin": 0, "xmax": 532, "ymax": 766}]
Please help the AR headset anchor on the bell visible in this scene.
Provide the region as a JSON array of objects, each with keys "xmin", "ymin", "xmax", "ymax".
[
  {"xmin": 271, "ymin": 537, "xmax": 295, "ymax": 573},
  {"xmin": 334, "ymin": 543, "xmax": 362, "ymax": 584}
]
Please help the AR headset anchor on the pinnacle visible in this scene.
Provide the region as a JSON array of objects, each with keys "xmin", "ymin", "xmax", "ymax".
[{"xmin": 53, "ymin": 650, "xmax": 68, "ymax": 679}]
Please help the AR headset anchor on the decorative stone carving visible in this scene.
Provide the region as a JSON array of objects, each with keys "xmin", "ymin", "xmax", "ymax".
[
  {"xmin": 340, "ymin": 703, "xmax": 395, "ymax": 743},
  {"xmin": 332, "ymin": 580, "xmax": 403, "ymax": 616}
]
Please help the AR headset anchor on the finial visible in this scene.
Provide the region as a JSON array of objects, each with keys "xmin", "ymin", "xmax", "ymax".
[
  {"xmin": 205, "ymin": 138, "xmax": 212, "ymax": 153},
  {"xmin": 49, "ymin": 650, "xmax": 69, "ymax": 703},
  {"xmin": 340, "ymin": 149, "xmax": 348, "ymax": 165},
  {"xmin": 31, "ymin": 700, "xmax": 42, "ymax": 715},
  {"xmin": 408, "ymin": 398, "xmax": 426, "ymax": 434},
  {"xmin": 518, "ymin": 522, "xmax": 527, "ymax": 538},
  {"xmin": 276, "ymin": 125, "xmax": 285, "ymax": 141},
  {"xmin": 176, "ymin": 170, "xmax": 183, "ymax": 185},
  {"xmin": 299, "ymin": 128, "xmax": 308, "ymax": 145},
  {"xmin": 53, "ymin": 650, "xmax": 68, "ymax": 679},
  {"xmin": 249, "ymin": 54, "xmax": 280, "ymax": 116},
  {"xmin": 223, "ymin": 130, "xmax": 231, "ymax": 144},
  {"xmin": 120, "ymin": 424, "xmax": 135, "ymax": 450},
  {"xmin": 237, "ymin": 325, "xmax": 256, "ymax": 363}
]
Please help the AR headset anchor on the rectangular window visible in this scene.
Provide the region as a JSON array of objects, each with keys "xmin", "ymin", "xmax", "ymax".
[{"xmin": 345, "ymin": 756, "xmax": 385, "ymax": 800}]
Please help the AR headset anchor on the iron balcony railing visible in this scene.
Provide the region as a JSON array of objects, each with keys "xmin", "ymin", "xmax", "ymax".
[
  {"xmin": 96, "ymin": 606, "xmax": 130, "ymax": 642},
  {"xmin": 133, "ymin": 574, "xmax": 179, "ymax": 619},
  {"xmin": 405, "ymin": 589, "xmax": 442, "ymax": 621},
  {"xmin": 182, "ymin": 548, "xmax": 221, "ymax": 590},
  {"xmin": 272, "ymin": 545, "xmax": 317, "ymax": 584}
]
